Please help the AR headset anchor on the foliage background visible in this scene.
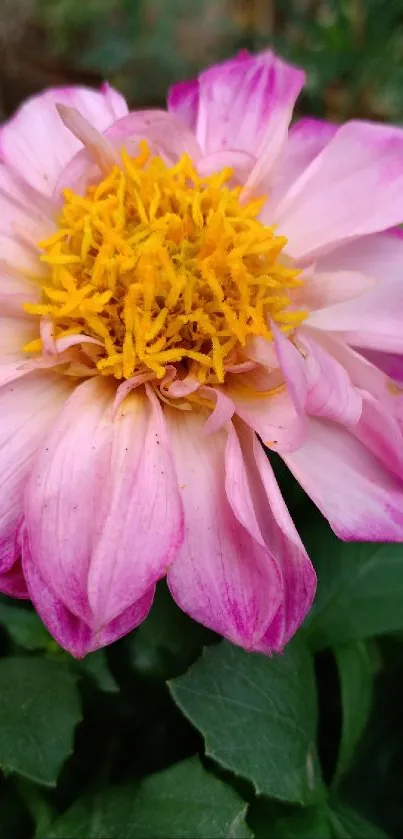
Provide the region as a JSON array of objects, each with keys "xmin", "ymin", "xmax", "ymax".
[{"xmin": 1, "ymin": 1, "xmax": 403, "ymax": 838}]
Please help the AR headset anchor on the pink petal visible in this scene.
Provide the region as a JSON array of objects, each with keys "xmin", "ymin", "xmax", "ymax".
[
  {"xmin": 0, "ymin": 557, "xmax": 28, "ymax": 599},
  {"xmin": 87, "ymin": 384, "xmax": 183, "ymax": 625},
  {"xmin": 228, "ymin": 376, "xmax": 306, "ymax": 453},
  {"xmin": 175, "ymin": 50, "xmax": 304, "ymax": 174},
  {"xmin": 166, "ymin": 409, "xmax": 283, "ymax": 650},
  {"xmin": 199, "ymin": 386, "xmax": 235, "ymax": 436},
  {"xmin": 300, "ymin": 331, "xmax": 362, "ymax": 426},
  {"xmin": 240, "ymin": 429, "xmax": 316, "ymax": 650},
  {"xmin": 0, "ymin": 372, "xmax": 72, "ymax": 579},
  {"xmin": 23, "ymin": 533, "xmax": 154, "ymax": 657},
  {"xmin": 272, "ymin": 324, "xmax": 361, "ymax": 427},
  {"xmin": 353, "ymin": 392, "xmax": 403, "ymax": 479},
  {"xmin": 297, "ymin": 269, "xmax": 377, "ymax": 311},
  {"xmin": 359, "ymin": 349, "xmax": 403, "ymax": 383},
  {"xmin": 268, "ymin": 117, "xmax": 338, "ymax": 211},
  {"xmin": 25, "ymin": 378, "xmax": 183, "ymax": 631},
  {"xmin": 276, "ymin": 121, "xmax": 403, "ymax": 260},
  {"xmin": 0, "ymin": 85, "xmax": 128, "ymax": 196},
  {"xmin": 0, "ymin": 162, "xmax": 54, "ymax": 240},
  {"xmin": 283, "ymin": 417, "xmax": 403, "ymax": 541},
  {"xmin": 272, "ymin": 324, "xmax": 307, "ymax": 413},
  {"xmin": 306, "ymin": 277, "xmax": 403, "ymax": 352},
  {"xmin": 313, "ymin": 229, "xmax": 403, "ymax": 281},
  {"xmin": 167, "ymin": 80, "xmax": 199, "ymax": 132}
]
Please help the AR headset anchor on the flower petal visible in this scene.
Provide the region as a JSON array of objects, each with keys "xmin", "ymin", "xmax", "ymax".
[
  {"xmin": 276, "ymin": 121, "xmax": 403, "ymax": 260},
  {"xmin": 300, "ymin": 331, "xmax": 362, "ymax": 426},
  {"xmin": 306, "ymin": 277, "xmax": 403, "ymax": 352},
  {"xmin": 313, "ymin": 228, "xmax": 403, "ymax": 281},
  {"xmin": 25, "ymin": 378, "xmax": 183, "ymax": 630},
  {"xmin": 239, "ymin": 428, "xmax": 316, "ymax": 650},
  {"xmin": 229, "ymin": 381, "xmax": 306, "ymax": 452},
  {"xmin": 166, "ymin": 409, "xmax": 283, "ymax": 650},
  {"xmin": 87, "ymin": 384, "xmax": 183, "ymax": 626},
  {"xmin": 23, "ymin": 534, "xmax": 154, "ymax": 658},
  {"xmin": 268, "ymin": 117, "xmax": 338, "ymax": 213},
  {"xmin": 167, "ymin": 79, "xmax": 199, "ymax": 132},
  {"xmin": 0, "ymin": 86, "xmax": 128, "ymax": 196},
  {"xmin": 175, "ymin": 50, "xmax": 304, "ymax": 174},
  {"xmin": 0, "ymin": 557, "xmax": 28, "ymax": 599},
  {"xmin": 0, "ymin": 372, "xmax": 72, "ymax": 579},
  {"xmin": 283, "ymin": 417, "xmax": 403, "ymax": 541}
]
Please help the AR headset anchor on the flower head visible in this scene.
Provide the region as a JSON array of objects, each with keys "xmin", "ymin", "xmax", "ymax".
[{"xmin": 1, "ymin": 52, "xmax": 403, "ymax": 656}]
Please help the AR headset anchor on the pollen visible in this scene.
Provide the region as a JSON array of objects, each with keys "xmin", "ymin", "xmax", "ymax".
[{"xmin": 25, "ymin": 141, "xmax": 306, "ymax": 383}]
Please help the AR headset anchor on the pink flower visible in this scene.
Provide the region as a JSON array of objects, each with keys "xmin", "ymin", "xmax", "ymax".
[{"xmin": 1, "ymin": 51, "xmax": 403, "ymax": 657}]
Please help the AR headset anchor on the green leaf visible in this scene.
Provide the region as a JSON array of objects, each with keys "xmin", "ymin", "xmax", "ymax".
[
  {"xmin": 249, "ymin": 800, "xmax": 388, "ymax": 839},
  {"xmin": 0, "ymin": 657, "xmax": 82, "ymax": 786},
  {"xmin": 40, "ymin": 757, "xmax": 251, "ymax": 838},
  {"xmin": 333, "ymin": 641, "xmax": 375, "ymax": 783},
  {"xmin": 78, "ymin": 650, "xmax": 119, "ymax": 693},
  {"xmin": 170, "ymin": 639, "xmax": 323, "ymax": 804},
  {"xmin": 329, "ymin": 802, "xmax": 388, "ymax": 839},
  {"xmin": 302, "ymin": 515, "xmax": 403, "ymax": 649},
  {"xmin": 0, "ymin": 604, "xmax": 53, "ymax": 651},
  {"xmin": 249, "ymin": 799, "xmax": 332, "ymax": 839}
]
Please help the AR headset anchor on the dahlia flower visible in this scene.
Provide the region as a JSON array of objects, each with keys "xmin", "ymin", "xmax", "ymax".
[{"xmin": 1, "ymin": 51, "xmax": 403, "ymax": 657}]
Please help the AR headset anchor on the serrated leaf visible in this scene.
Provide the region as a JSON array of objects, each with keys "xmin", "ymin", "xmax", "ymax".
[
  {"xmin": 170, "ymin": 639, "xmax": 323, "ymax": 804},
  {"xmin": 333, "ymin": 641, "xmax": 375, "ymax": 783},
  {"xmin": 0, "ymin": 604, "xmax": 52, "ymax": 651},
  {"xmin": 0, "ymin": 657, "xmax": 82, "ymax": 786},
  {"xmin": 302, "ymin": 515, "xmax": 403, "ymax": 649},
  {"xmin": 40, "ymin": 757, "xmax": 251, "ymax": 838}
]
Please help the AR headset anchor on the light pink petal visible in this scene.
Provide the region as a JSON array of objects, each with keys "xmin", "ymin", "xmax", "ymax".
[
  {"xmin": 284, "ymin": 417, "xmax": 403, "ymax": 541},
  {"xmin": 238, "ymin": 428, "xmax": 316, "ymax": 650},
  {"xmin": 269, "ymin": 117, "xmax": 338, "ymax": 211},
  {"xmin": 305, "ymin": 327, "xmax": 391, "ymax": 402},
  {"xmin": 297, "ymin": 269, "xmax": 377, "ymax": 311},
  {"xmin": 306, "ymin": 277, "xmax": 403, "ymax": 352},
  {"xmin": 272, "ymin": 324, "xmax": 361, "ymax": 427},
  {"xmin": 25, "ymin": 378, "xmax": 183, "ymax": 630},
  {"xmin": 196, "ymin": 149, "xmax": 256, "ymax": 183},
  {"xmin": 300, "ymin": 331, "xmax": 362, "ymax": 426},
  {"xmin": 276, "ymin": 121, "xmax": 403, "ymax": 260},
  {"xmin": 167, "ymin": 80, "xmax": 199, "ymax": 132},
  {"xmin": 87, "ymin": 384, "xmax": 183, "ymax": 626},
  {"xmin": 272, "ymin": 324, "xmax": 307, "ymax": 413},
  {"xmin": 199, "ymin": 386, "xmax": 235, "ymax": 436},
  {"xmin": 353, "ymin": 392, "xmax": 403, "ymax": 479},
  {"xmin": 185, "ymin": 50, "xmax": 304, "ymax": 175},
  {"xmin": 0, "ymin": 163, "xmax": 54, "ymax": 240},
  {"xmin": 0, "ymin": 85, "xmax": 129, "ymax": 196},
  {"xmin": 229, "ymin": 379, "xmax": 306, "ymax": 453},
  {"xmin": 166, "ymin": 409, "xmax": 283, "ymax": 650},
  {"xmin": 23, "ymin": 534, "xmax": 154, "ymax": 657},
  {"xmin": 0, "ymin": 371, "xmax": 72, "ymax": 579},
  {"xmin": 313, "ymin": 229, "xmax": 403, "ymax": 281}
]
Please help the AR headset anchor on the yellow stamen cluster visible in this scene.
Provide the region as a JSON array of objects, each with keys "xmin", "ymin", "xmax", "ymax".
[{"xmin": 26, "ymin": 142, "xmax": 305, "ymax": 383}]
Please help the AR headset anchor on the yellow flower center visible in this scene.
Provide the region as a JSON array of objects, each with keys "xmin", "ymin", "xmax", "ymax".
[{"xmin": 25, "ymin": 142, "xmax": 305, "ymax": 383}]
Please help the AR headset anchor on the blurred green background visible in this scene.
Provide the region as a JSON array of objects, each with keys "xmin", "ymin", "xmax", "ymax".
[{"xmin": 2, "ymin": 0, "xmax": 403, "ymax": 123}]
